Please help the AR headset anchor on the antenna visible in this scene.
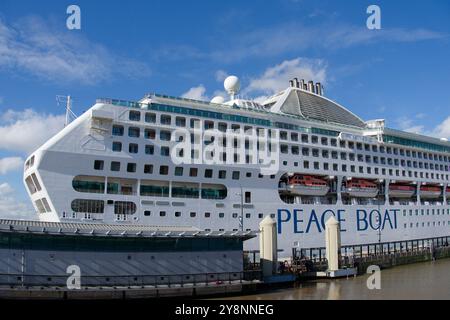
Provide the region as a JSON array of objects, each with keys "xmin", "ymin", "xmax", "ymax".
[
  {"xmin": 56, "ymin": 95, "xmax": 77, "ymax": 127},
  {"xmin": 224, "ymin": 76, "xmax": 241, "ymax": 100}
]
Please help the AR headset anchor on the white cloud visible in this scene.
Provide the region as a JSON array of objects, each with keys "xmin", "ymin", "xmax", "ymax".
[
  {"xmin": 208, "ymin": 23, "xmax": 446, "ymax": 63},
  {"xmin": 431, "ymin": 116, "xmax": 450, "ymax": 139},
  {"xmin": 180, "ymin": 58, "xmax": 327, "ymax": 103},
  {"xmin": 0, "ymin": 109, "xmax": 65, "ymax": 154},
  {"xmin": 215, "ymin": 70, "xmax": 228, "ymax": 82},
  {"xmin": 181, "ymin": 85, "xmax": 209, "ymax": 101},
  {"xmin": 0, "ymin": 16, "xmax": 150, "ymax": 84},
  {"xmin": 396, "ymin": 116, "xmax": 425, "ymax": 134},
  {"xmin": 0, "ymin": 182, "xmax": 34, "ymax": 219},
  {"xmin": 395, "ymin": 114, "xmax": 450, "ymax": 139},
  {"xmin": 0, "ymin": 157, "xmax": 23, "ymax": 175},
  {"xmin": 244, "ymin": 57, "xmax": 327, "ymax": 101}
]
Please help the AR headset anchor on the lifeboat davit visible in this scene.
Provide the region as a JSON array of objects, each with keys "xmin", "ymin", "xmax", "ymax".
[
  {"xmin": 389, "ymin": 184, "xmax": 416, "ymax": 198},
  {"xmin": 285, "ymin": 175, "xmax": 330, "ymax": 196},
  {"xmin": 420, "ymin": 185, "xmax": 442, "ymax": 199},
  {"xmin": 344, "ymin": 179, "xmax": 379, "ymax": 198}
]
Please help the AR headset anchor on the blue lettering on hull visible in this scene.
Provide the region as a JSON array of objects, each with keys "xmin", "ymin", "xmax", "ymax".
[{"xmin": 278, "ymin": 208, "xmax": 398, "ymax": 234}]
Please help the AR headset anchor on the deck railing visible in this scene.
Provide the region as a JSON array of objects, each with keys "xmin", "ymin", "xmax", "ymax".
[{"xmin": 0, "ymin": 270, "xmax": 262, "ymax": 289}]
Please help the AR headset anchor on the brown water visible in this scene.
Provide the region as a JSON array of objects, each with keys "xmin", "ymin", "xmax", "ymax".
[{"xmin": 223, "ymin": 259, "xmax": 450, "ymax": 300}]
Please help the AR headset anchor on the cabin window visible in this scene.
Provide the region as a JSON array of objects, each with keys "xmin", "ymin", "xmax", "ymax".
[
  {"xmin": 176, "ymin": 117, "xmax": 186, "ymax": 127},
  {"xmin": 160, "ymin": 130, "xmax": 171, "ymax": 141},
  {"xmin": 112, "ymin": 142, "xmax": 122, "ymax": 152},
  {"xmin": 114, "ymin": 201, "xmax": 136, "ymax": 215},
  {"xmin": 25, "ymin": 176, "xmax": 37, "ymax": 194},
  {"xmin": 35, "ymin": 199, "xmax": 46, "ymax": 214},
  {"xmin": 127, "ymin": 163, "xmax": 137, "ymax": 173},
  {"xmin": 204, "ymin": 169, "xmax": 213, "ymax": 178},
  {"xmin": 189, "ymin": 168, "xmax": 198, "ymax": 177},
  {"xmin": 218, "ymin": 170, "xmax": 226, "ymax": 179},
  {"xmin": 73, "ymin": 176, "xmax": 105, "ymax": 193},
  {"xmin": 145, "ymin": 129, "xmax": 156, "ymax": 140},
  {"xmin": 129, "ymin": 143, "xmax": 139, "ymax": 154},
  {"xmin": 160, "ymin": 147, "xmax": 170, "ymax": 156},
  {"xmin": 111, "ymin": 162, "xmax": 120, "ymax": 171},
  {"xmin": 145, "ymin": 112, "xmax": 156, "ymax": 123},
  {"xmin": 159, "ymin": 166, "xmax": 169, "ymax": 175},
  {"xmin": 172, "ymin": 183, "xmax": 200, "ymax": 199},
  {"xmin": 129, "ymin": 111, "xmax": 141, "ymax": 121},
  {"xmin": 245, "ymin": 192, "xmax": 251, "ymax": 203},
  {"xmin": 94, "ymin": 160, "xmax": 104, "ymax": 170},
  {"xmin": 112, "ymin": 125, "xmax": 124, "ymax": 136},
  {"xmin": 160, "ymin": 115, "xmax": 171, "ymax": 125},
  {"xmin": 145, "ymin": 145, "xmax": 154, "ymax": 155},
  {"xmin": 175, "ymin": 167, "xmax": 184, "ymax": 176},
  {"xmin": 128, "ymin": 127, "xmax": 140, "ymax": 138},
  {"xmin": 144, "ymin": 164, "xmax": 153, "ymax": 174},
  {"xmin": 201, "ymin": 184, "xmax": 227, "ymax": 200},
  {"xmin": 71, "ymin": 199, "xmax": 104, "ymax": 214}
]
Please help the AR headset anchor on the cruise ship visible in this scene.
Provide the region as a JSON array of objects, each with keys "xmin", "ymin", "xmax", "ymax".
[{"xmin": 23, "ymin": 76, "xmax": 450, "ymax": 255}]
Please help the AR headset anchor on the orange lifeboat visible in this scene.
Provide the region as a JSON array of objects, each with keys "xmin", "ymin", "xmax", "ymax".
[
  {"xmin": 344, "ymin": 179, "xmax": 379, "ymax": 198},
  {"xmin": 389, "ymin": 184, "xmax": 416, "ymax": 198},
  {"xmin": 285, "ymin": 175, "xmax": 330, "ymax": 196},
  {"xmin": 420, "ymin": 185, "xmax": 442, "ymax": 199}
]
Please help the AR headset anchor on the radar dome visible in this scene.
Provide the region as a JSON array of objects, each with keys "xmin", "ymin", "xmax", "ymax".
[
  {"xmin": 224, "ymin": 76, "xmax": 240, "ymax": 96},
  {"xmin": 211, "ymin": 96, "xmax": 225, "ymax": 104}
]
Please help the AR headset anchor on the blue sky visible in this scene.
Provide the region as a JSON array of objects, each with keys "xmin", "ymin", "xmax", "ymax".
[{"xmin": 0, "ymin": 0, "xmax": 449, "ymax": 218}]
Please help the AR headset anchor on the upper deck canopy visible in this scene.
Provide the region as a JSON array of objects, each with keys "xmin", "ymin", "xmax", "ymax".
[{"xmin": 276, "ymin": 89, "xmax": 366, "ymax": 128}]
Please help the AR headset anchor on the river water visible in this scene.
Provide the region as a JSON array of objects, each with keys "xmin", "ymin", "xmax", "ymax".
[{"xmin": 224, "ymin": 259, "xmax": 450, "ymax": 300}]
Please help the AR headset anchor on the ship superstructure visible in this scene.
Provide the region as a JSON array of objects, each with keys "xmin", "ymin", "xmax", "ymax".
[{"xmin": 23, "ymin": 77, "xmax": 450, "ymax": 254}]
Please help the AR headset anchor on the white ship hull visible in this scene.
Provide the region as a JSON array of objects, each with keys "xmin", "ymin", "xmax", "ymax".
[{"xmin": 21, "ymin": 81, "xmax": 450, "ymax": 257}]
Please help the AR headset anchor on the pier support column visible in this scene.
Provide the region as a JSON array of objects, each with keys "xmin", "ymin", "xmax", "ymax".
[
  {"xmin": 259, "ymin": 216, "xmax": 278, "ymax": 277},
  {"xmin": 443, "ymin": 184, "xmax": 447, "ymax": 205},
  {"xmin": 417, "ymin": 182, "xmax": 421, "ymax": 205},
  {"xmin": 336, "ymin": 176, "xmax": 343, "ymax": 205},
  {"xmin": 384, "ymin": 179, "xmax": 390, "ymax": 204},
  {"xmin": 325, "ymin": 216, "xmax": 341, "ymax": 272}
]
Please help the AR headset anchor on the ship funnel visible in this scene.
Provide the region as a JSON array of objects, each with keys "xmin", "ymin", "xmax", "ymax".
[
  {"xmin": 308, "ymin": 81, "xmax": 315, "ymax": 93},
  {"xmin": 315, "ymin": 82, "xmax": 323, "ymax": 96}
]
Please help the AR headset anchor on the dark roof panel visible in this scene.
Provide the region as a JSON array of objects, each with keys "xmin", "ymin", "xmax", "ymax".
[{"xmin": 280, "ymin": 90, "xmax": 366, "ymax": 128}]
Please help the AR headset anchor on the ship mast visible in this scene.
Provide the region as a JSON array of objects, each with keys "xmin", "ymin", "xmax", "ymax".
[{"xmin": 56, "ymin": 95, "xmax": 77, "ymax": 127}]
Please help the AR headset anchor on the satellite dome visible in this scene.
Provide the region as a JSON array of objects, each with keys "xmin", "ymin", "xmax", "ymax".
[
  {"xmin": 224, "ymin": 76, "xmax": 240, "ymax": 96},
  {"xmin": 211, "ymin": 96, "xmax": 225, "ymax": 104}
]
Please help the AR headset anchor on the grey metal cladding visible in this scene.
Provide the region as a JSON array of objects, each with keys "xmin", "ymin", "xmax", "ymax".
[{"xmin": 280, "ymin": 90, "xmax": 366, "ymax": 128}]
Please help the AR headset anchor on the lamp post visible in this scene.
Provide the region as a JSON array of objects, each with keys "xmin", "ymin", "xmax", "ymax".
[{"xmin": 236, "ymin": 185, "xmax": 244, "ymax": 231}]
